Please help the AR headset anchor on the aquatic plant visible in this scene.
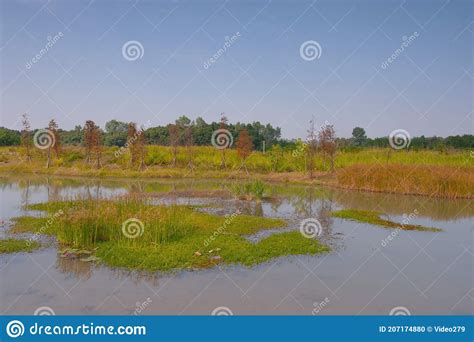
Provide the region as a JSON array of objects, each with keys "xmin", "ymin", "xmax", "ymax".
[
  {"xmin": 231, "ymin": 180, "xmax": 267, "ymax": 201},
  {"xmin": 0, "ymin": 239, "xmax": 40, "ymax": 254},
  {"xmin": 331, "ymin": 209, "xmax": 442, "ymax": 232},
  {"xmin": 10, "ymin": 196, "xmax": 329, "ymax": 271}
]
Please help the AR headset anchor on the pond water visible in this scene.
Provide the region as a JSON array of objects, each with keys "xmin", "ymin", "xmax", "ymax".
[{"xmin": 0, "ymin": 176, "xmax": 472, "ymax": 315}]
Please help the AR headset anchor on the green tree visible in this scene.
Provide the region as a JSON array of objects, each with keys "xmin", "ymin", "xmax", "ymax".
[
  {"xmin": 61, "ymin": 125, "xmax": 82, "ymax": 145},
  {"xmin": 351, "ymin": 127, "xmax": 367, "ymax": 147},
  {"xmin": 0, "ymin": 127, "xmax": 20, "ymax": 146},
  {"xmin": 104, "ymin": 120, "xmax": 128, "ymax": 146}
]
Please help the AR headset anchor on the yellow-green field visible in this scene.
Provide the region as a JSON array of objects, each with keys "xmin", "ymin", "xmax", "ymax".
[{"xmin": 0, "ymin": 146, "xmax": 472, "ymax": 198}]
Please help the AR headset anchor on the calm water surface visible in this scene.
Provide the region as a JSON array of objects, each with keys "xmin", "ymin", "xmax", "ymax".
[{"xmin": 0, "ymin": 176, "xmax": 472, "ymax": 315}]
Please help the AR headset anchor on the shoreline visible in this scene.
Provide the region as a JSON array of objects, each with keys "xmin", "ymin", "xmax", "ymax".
[{"xmin": 0, "ymin": 165, "xmax": 472, "ymax": 200}]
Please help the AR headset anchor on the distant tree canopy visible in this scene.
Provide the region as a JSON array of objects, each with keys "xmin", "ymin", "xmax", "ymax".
[
  {"xmin": 0, "ymin": 127, "xmax": 20, "ymax": 145},
  {"xmin": 351, "ymin": 127, "xmax": 367, "ymax": 147},
  {"xmin": 1, "ymin": 118, "xmax": 473, "ymax": 150},
  {"xmin": 336, "ymin": 134, "xmax": 474, "ymax": 150}
]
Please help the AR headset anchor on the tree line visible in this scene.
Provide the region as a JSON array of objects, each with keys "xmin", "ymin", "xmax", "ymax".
[
  {"xmin": 13, "ymin": 114, "xmax": 256, "ymax": 172},
  {"xmin": 338, "ymin": 127, "xmax": 473, "ymax": 151},
  {"xmin": 1, "ymin": 116, "xmax": 472, "ymax": 151}
]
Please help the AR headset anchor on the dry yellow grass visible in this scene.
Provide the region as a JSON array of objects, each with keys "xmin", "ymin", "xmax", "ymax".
[{"xmin": 336, "ymin": 164, "xmax": 474, "ymax": 199}]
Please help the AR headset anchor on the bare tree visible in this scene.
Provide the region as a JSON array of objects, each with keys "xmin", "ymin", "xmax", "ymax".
[
  {"xmin": 306, "ymin": 119, "xmax": 318, "ymax": 178},
  {"xmin": 219, "ymin": 114, "xmax": 229, "ymax": 169},
  {"xmin": 52, "ymin": 121, "xmax": 61, "ymax": 158},
  {"xmin": 83, "ymin": 120, "xmax": 101, "ymax": 168},
  {"xmin": 21, "ymin": 114, "xmax": 32, "ymax": 161},
  {"xmin": 236, "ymin": 128, "xmax": 253, "ymax": 174},
  {"xmin": 318, "ymin": 124, "xmax": 337, "ymax": 172},
  {"xmin": 84, "ymin": 120, "xmax": 95, "ymax": 164},
  {"xmin": 46, "ymin": 119, "xmax": 59, "ymax": 168},
  {"xmin": 127, "ymin": 122, "xmax": 138, "ymax": 167},
  {"xmin": 137, "ymin": 125, "xmax": 147, "ymax": 171},
  {"xmin": 92, "ymin": 124, "xmax": 102, "ymax": 169}
]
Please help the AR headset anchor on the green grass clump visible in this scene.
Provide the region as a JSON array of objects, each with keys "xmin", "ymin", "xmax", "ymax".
[
  {"xmin": 98, "ymin": 231, "xmax": 328, "ymax": 271},
  {"xmin": 331, "ymin": 209, "xmax": 442, "ymax": 232},
  {"xmin": 0, "ymin": 239, "xmax": 40, "ymax": 254},
  {"xmin": 10, "ymin": 196, "xmax": 329, "ymax": 271},
  {"xmin": 10, "ymin": 216, "xmax": 52, "ymax": 234},
  {"xmin": 231, "ymin": 180, "xmax": 268, "ymax": 201}
]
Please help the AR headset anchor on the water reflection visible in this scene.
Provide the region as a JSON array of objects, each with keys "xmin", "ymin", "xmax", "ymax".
[
  {"xmin": 1, "ymin": 175, "xmax": 471, "ymax": 315},
  {"xmin": 2, "ymin": 174, "xmax": 472, "ymax": 222},
  {"xmin": 56, "ymin": 256, "xmax": 93, "ymax": 281}
]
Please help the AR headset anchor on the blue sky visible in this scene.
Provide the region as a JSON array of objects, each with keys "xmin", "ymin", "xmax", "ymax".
[{"xmin": 1, "ymin": 0, "xmax": 472, "ymax": 139}]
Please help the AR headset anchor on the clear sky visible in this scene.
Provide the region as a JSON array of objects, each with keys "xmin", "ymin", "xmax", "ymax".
[{"xmin": 1, "ymin": 0, "xmax": 472, "ymax": 139}]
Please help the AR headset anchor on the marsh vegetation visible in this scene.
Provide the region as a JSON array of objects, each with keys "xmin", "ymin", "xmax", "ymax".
[{"xmin": 10, "ymin": 196, "xmax": 329, "ymax": 271}]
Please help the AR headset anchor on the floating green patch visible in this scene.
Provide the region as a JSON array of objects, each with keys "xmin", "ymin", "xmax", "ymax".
[
  {"xmin": 331, "ymin": 209, "xmax": 442, "ymax": 232},
  {"xmin": 10, "ymin": 198, "xmax": 330, "ymax": 271},
  {"xmin": 0, "ymin": 239, "xmax": 40, "ymax": 254}
]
